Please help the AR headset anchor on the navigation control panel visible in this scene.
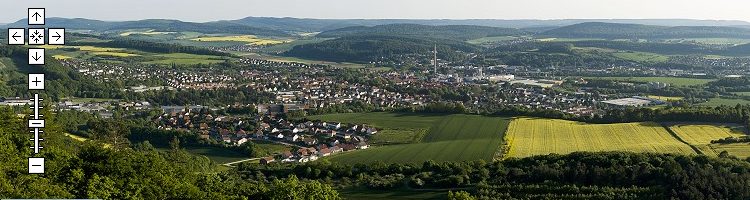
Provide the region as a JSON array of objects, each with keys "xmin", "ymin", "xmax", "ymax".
[{"xmin": 6, "ymin": 8, "xmax": 65, "ymax": 174}]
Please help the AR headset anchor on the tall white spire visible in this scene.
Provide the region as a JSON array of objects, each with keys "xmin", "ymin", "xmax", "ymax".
[{"xmin": 433, "ymin": 44, "xmax": 438, "ymax": 74}]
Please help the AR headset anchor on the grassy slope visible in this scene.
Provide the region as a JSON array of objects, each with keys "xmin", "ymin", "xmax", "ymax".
[
  {"xmin": 700, "ymin": 98, "xmax": 750, "ymax": 106},
  {"xmin": 308, "ymin": 113, "xmax": 509, "ymax": 164}
]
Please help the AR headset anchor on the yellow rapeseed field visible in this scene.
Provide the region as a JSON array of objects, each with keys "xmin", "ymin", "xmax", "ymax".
[
  {"xmin": 669, "ymin": 124, "xmax": 749, "ymax": 157},
  {"xmin": 505, "ymin": 118, "xmax": 696, "ymax": 158},
  {"xmin": 190, "ymin": 35, "xmax": 286, "ymax": 45}
]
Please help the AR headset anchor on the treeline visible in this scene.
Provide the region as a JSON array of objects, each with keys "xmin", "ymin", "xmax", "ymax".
[
  {"xmin": 709, "ymin": 76, "xmax": 750, "ymax": 92},
  {"xmin": 711, "ymin": 136, "xmax": 750, "ymax": 144},
  {"xmin": 74, "ymin": 39, "xmax": 233, "ymax": 57},
  {"xmin": 480, "ymin": 103, "xmax": 750, "ymax": 125},
  {"xmin": 316, "ymin": 24, "xmax": 526, "ymax": 40},
  {"xmin": 238, "ymin": 152, "xmax": 750, "ymax": 199},
  {"xmin": 583, "ymin": 79, "xmax": 717, "ymax": 98},
  {"xmin": 285, "ymin": 35, "xmax": 478, "ymax": 63}
]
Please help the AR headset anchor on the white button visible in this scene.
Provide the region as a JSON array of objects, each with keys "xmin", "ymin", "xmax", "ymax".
[
  {"xmin": 28, "ymin": 8, "xmax": 45, "ymax": 25},
  {"xmin": 28, "ymin": 28, "xmax": 45, "ymax": 45},
  {"xmin": 29, "ymin": 74, "xmax": 45, "ymax": 90},
  {"xmin": 48, "ymin": 28, "xmax": 65, "ymax": 45},
  {"xmin": 29, "ymin": 119, "xmax": 45, "ymax": 128},
  {"xmin": 7, "ymin": 28, "xmax": 25, "ymax": 45},
  {"xmin": 28, "ymin": 48, "xmax": 45, "ymax": 65},
  {"xmin": 28, "ymin": 157, "xmax": 45, "ymax": 174}
]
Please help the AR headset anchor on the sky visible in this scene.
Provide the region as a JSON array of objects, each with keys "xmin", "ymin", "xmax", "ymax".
[{"xmin": 1, "ymin": 0, "xmax": 749, "ymax": 23}]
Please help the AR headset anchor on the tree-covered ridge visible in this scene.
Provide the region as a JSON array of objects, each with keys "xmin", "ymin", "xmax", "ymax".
[
  {"xmin": 73, "ymin": 39, "xmax": 234, "ymax": 57},
  {"xmin": 2, "ymin": 18, "xmax": 290, "ymax": 37},
  {"xmin": 541, "ymin": 22, "xmax": 750, "ymax": 39},
  {"xmin": 316, "ymin": 24, "xmax": 526, "ymax": 40},
  {"xmin": 242, "ymin": 152, "xmax": 750, "ymax": 199},
  {"xmin": 285, "ymin": 35, "xmax": 479, "ymax": 63}
]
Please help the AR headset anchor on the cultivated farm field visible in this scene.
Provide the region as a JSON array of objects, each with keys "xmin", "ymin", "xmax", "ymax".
[
  {"xmin": 668, "ymin": 124, "xmax": 749, "ymax": 157},
  {"xmin": 312, "ymin": 113, "xmax": 509, "ymax": 163},
  {"xmin": 505, "ymin": 118, "xmax": 696, "ymax": 158},
  {"xmin": 190, "ymin": 35, "xmax": 287, "ymax": 46}
]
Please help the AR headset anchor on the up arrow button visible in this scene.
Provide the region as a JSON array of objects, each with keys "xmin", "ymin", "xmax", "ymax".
[{"xmin": 28, "ymin": 8, "xmax": 45, "ymax": 25}]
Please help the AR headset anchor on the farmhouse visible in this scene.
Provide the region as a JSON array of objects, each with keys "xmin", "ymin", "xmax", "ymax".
[{"xmin": 259, "ymin": 157, "xmax": 275, "ymax": 164}]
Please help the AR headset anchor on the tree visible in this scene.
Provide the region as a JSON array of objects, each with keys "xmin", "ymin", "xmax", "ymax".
[
  {"xmin": 86, "ymin": 174, "xmax": 116, "ymax": 199},
  {"xmin": 448, "ymin": 191, "xmax": 475, "ymax": 200},
  {"xmin": 169, "ymin": 137, "xmax": 181, "ymax": 150},
  {"xmin": 89, "ymin": 119, "xmax": 130, "ymax": 150},
  {"xmin": 267, "ymin": 175, "xmax": 341, "ymax": 200}
]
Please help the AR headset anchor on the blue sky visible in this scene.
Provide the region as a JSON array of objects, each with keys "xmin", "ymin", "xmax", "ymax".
[{"xmin": 1, "ymin": 0, "xmax": 748, "ymax": 23}]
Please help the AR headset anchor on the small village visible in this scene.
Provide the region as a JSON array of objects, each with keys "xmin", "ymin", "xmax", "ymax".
[{"xmin": 151, "ymin": 106, "xmax": 373, "ymax": 164}]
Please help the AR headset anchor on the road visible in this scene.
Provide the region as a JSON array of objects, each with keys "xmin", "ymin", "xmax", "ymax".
[{"xmin": 222, "ymin": 157, "xmax": 261, "ymax": 167}]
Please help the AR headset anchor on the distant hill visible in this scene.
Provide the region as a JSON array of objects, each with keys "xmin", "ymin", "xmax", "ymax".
[
  {"xmin": 725, "ymin": 43, "xmax": 750, "ymax": 56},
  {"xmin": 316, "ymin": 24, "xmax": 526, "ymax": 40},
  {"xmin": 228, "ymin": 17, "xmax": 750, "ymax": 32},
  {"xmin": 285, "ymin": 35, "xmax": 478, "ymax": 63},
  {"xmin": 109, "ymin": 19, "xmax": 289, "ymax": 36},
  {"xmin": 2, "ymin": 18, "xmax": 290, "ymax": 37},
  {"xmin": 3, "ymin": 17, "xmax": 116, "ymax": 30},
  {"xmin": 4, "ymin": 17, "xmax": 750, "ymax": 34},
  {"xmin": 541, "ymin": 22, "xmax": 750, "ymax": 39}
]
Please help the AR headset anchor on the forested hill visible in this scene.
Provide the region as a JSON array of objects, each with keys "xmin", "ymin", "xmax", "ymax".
[
  {"xmin": 284, "ymin": 35, "xmax": 479, "ymax": 63},
  {"xmin": 108, "ymin": 19, "xmax": 290, "ymax": 36},
  {"xmin": 541, "ymin": 22, "xmax": 750, "ymax": 39},
  {"xmin": 2, "ymin": 18, "xmax": 290, "ymax": 37},
  {"xmin": 227, "ymin": 17, "xmax": 750, "ymax": 31},
  {"xmin": 316, "ymin": 24, "xmax": 526, "ymax": 40}
]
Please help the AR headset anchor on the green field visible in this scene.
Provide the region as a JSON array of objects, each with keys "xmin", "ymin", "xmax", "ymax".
[
  {"xmin": 306, "ymin": 112, "xmax": 445, "ymax": 130},
  {"xmin": 466, "ymin": 36, "xmax": 519, "ymax": 44},
  {"xmin": 40, "ymin": 45, "xmax": 141, "ymax": 57},
  {"xmin": 253, "ymin": 141, "xmax": 292, "ymax": 157},
  {"xmin": 585, "ymin": 76, "xmax": 715, "ymax": 86},
  {"xmin": 505, "ymin": 118, "xmax": 696, "ymax": 158},
  {"xmin": 257, "ymin": 38, "xmax": 331, "ymax": 53},
  {"xmin": 647, "ymin": 95, "xmax": 684, "ymax": 101},
  {"xmin": 368, "ymin": 129, "xmax": 428, "ymax": 145},
  {"xmin": 307, "ymin": 112, "xmax": 442, "ymax": 145},
  {"xmin": 732, "ymin": 92, "xmax": 750, "ymax": 96},
  {"xmin": 309, "ymin": 113, "xmax": 509, "ymax": 163},
  {"xmin": 612, "ymin": 52, "xmax": 669, "ymax": 63},
  {"xmin": 158, "ymin": 146, "xmax": 248, "ymax": 164},
  {"xmin": 669, "ymin": 124, "xmax": 749, "ymax": 157},
  {"xmin": 700, "ymin": 98, "xmax": 750, "ymax": 106}
]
